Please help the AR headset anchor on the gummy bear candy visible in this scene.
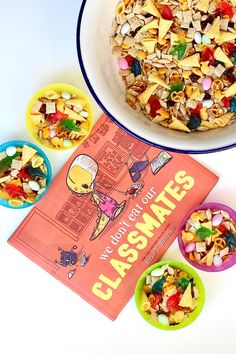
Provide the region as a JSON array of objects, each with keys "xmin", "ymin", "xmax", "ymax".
[
  {"xmin": 25, "ymin": 166, "xmax": 46, "ymax": 178},
  {"xmin": 215, "ymin": 1, "xmax": 234, "ymax": 19},
  {"xmin": 125, "ymin": 55, "xmax": 135, "ymax": 67},
  {"xmin": 152, "ymin": 276, "xmax": 166, "ymax": 294},
  {"xmin": 170, "ymin": 42, "xmax": 187, "ymax": 60},
  {"xmin": 196, "ymin": 227, "xmax": 213, "ymax": 240},
  {"xmin": 222, "ymin": 96, "xmax": 231, "ymax": 108},
  {"xmin": 230, "ymin": 97, "xmax": 236, "ymax": 113},
  {"xmin": 4, "ymin": 184, "xmax": 27, "ymax": 198},
  {"xmin": 187, "ymin": 114, "xmax": 202, "ymax": 131},
  {"xmin": 0, "ymin": 152, "xmax": 19, "ymax": 171},
  {"xmin": 161, "ymin": 5, "xmax": 174, "ymax": 20},
  {"xmin": 18, "ymin": 168, "xmax": 31, "ymax": 180},
  {"xmin": 226, "ymin": 42, "xmax": 236, "ymax": 55},
  {"xmin": 218, "ymin": 224, "xmax": 228, "ymax": 233},
  {"xmin": 59, "ymin": 119, "xmax": 81, "ymax": 132},
  {"xmin": 151, "ymin": 293, "xmax": 163, "ymax": 309},
  {"xmin": 176, "ymin": 277, "xmax": 190, "ymax": 291},
  {"xmin": 191, "ymin": 103, "xmax": 203, "ymax": 115},
  {"xmin": 201, "ymin": 48, "xmax": 215, "ymax": 66},
  {"xmin": 224, "ymin": 232, "xmax": 236, "ymax": 251},
  {"xmin": 148, "ymin": 95, "xmax": 161, "ymax": 117},
  {"xmin": 47, "ymin": 110, "xmax": 69, "ymax": 124},
  {"xmin": 167, "ymin": 292, "xmax": 181, "ymax": 312},
  {"xmin": 230, "ymin": 53, "xmax": 236, "ymax": 65},
  {"xmin": 131, "ymin": 59, "xmax": 141, "ymax": 76},
  {"xmin": 168, "ymin": 82, "xmax": 184, "ymax": 98}
]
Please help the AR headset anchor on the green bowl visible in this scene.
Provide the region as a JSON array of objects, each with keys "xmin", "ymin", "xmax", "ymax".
[{"xmin": 135, "ymin": 260, "xmax": 205, "ymax": 330}]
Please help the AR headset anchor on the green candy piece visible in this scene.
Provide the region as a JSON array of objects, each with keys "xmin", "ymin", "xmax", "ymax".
[
  {"xmin": 152, "ymin": 276, "xmax": 166, "ymax": 294},
  {"xmin": 176, "ymin": 277, "xmax": 190, "ymax": 290},
  {"xmin": 170, "ymin": 41, "xmax": 187, "ymax": 60},
  {"xmin": 0, "ymin": 152, "xmax": 19, "ymax": 171},
  {"xmin": 168, "ymin": 82, "xmax": 184, "ymax": 98},
  {"xmin": 59, "ymin": 119, "xmax": 81, "ymax": 132},
  {"xmin": 196, "ymin": 227, "xmax": 212, "ymax": 240}
]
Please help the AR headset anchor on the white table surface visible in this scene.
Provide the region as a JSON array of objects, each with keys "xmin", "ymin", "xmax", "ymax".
[{"xmin": 0, "ymin": 1, "xmax": 235, "ymax": 353}]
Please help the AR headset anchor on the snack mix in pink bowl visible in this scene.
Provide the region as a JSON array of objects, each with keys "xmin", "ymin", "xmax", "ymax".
[{"xmin": 178, "ymin": 203, "xmax": 236, "ymax": 272}]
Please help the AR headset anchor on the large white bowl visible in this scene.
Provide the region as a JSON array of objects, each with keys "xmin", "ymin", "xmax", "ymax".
[{"xmin": 77, "ymin": 0, "xmax": 236, "ymax": 154}]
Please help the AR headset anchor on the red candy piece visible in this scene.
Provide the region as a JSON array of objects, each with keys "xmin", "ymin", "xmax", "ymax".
[
  {"xmin": 218, "ymin": 224, "xmax": 229, "ymax": 233},
  {"xmin": 125, "ymin": 55, "xmax": 135, "ymax": 67},
  {"xmin": 47, "ymin": 110, "xmax": 68, "ymax": 124},
  {"xmin": 225, "ymin": 42, "xmax": 236, "ymax": 55},
  {"xmin": 191, "ymin": 103, "xmax": 203, "ymax": 115},
  {"xmin": 18, "ymin": 168, "xmax": 30, "ymax": 180},
  {"xmin": 167, "ymin": 292, "xmax": 180, "ymax": 312},
  {"xmin": 222, "ymin": 96, "xmax": 231, "ymax": 108},
  {"xmin": 148, "ymin": 95, "xmax": 161, "ymax": 117},
  {"xmin": 151, "ymin": 293, "xmax": 163, "ymax": 309},
  {"xmin": 201, "ymin": 48, "xmax": 215, "ymax": 66},
  {"xmin": 215, "ymin": 1, "xmax": 234, "ymax": 19},
  {"xmin": 4, "ymin": 184, "xmax": 27, "ymax": 198},
  {"xmin": 161, "ymin": 5, "xmax": 174, "ymax": 20}
]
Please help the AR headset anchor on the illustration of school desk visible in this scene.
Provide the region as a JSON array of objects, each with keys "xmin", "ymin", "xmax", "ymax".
[
  {"xmin": 151, "ymin": 151, "xmax": 173, "ymax": 175},
  {"xmin": 126, "ymin": 151, "xmax": 172, "ymax": 182}
]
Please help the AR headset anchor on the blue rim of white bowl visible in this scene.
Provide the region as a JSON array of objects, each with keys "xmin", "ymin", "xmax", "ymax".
[
  {"xmin": 0, "ymin": 140, "xmax": 52, "ymax": 209},
  {"xmin": 76, "ymin": 0, "xmax": 236, "ymax": 154}
]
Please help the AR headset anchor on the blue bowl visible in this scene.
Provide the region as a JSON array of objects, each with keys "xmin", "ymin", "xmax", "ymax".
[{"xmin": 0, "ymin": 140, "xmax": 52, "ymax": 209}]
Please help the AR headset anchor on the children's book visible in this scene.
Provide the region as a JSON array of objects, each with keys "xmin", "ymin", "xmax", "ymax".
[{"xmin": 8, "ymin": 114, "xmax": 218, "ymax": 320}]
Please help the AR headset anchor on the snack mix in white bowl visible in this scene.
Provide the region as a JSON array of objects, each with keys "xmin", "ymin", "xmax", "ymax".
[{"xmin": 77, "ymin": 0, "xmax": 236, "ymax": 153}]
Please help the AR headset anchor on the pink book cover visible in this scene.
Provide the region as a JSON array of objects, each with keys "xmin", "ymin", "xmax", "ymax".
[{"xmin": 8, "ymin": 114, "xmax": 218, "ymax": 320}]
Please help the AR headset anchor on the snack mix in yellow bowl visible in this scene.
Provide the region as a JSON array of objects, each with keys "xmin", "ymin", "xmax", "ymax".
[{"xmin": 26, "ymin": 83, "xmax": 94, "ymax": 150}]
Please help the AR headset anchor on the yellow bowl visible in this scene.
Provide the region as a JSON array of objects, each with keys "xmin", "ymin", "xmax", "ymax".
[{"xmin": 26, "ymin": 83, "xmax": 94, "ymax": 150}]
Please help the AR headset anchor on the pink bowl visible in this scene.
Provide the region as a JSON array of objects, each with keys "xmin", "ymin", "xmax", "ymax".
[{"xmin": 178, "ymin": 203, "xmax": 236, "ymax": 272}]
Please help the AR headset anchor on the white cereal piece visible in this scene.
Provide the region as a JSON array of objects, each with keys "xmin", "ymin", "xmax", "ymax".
[
  {"xmin": 221, "ymin": 210, "xmax": 230, "ymax": 219},
  {"xmin": 0, "ymin": 151, "xmax": 7, "ymax": 160},
  {"xmin": 11, "ymin": 159, "xmax": 22, "ymax": 170},
  {"xmin": 215, "ymin": 64, "xmax": 227, "ymax": 78},
  {"xmin": 80, "ymin": 111, "xmax": 89, "ymax": 118},
  {"xmin": 196, "ymin": 242, "xmax": 206, "ymax": 253},
  {"xmin": 10, "ymin": 169, "xmax": 19, "ymax": 177},
  {"xmin": 146, "ymin": 275, "xmax": 152, "ymax": 285},
  {"xmin": 229, "ymin": 222, "xmax": 236, "ymax": 233},
  {"xmin": 31, "ymin": 100, "xmax": 43, "ymax": 113},
  {"xmin": 220, "ymin": 247, "xmax": 229, "ymax": 258},
  {"xmin": 192, "ymin": 20, "xmax": 202, "ymax": 31},
  {"xmin": 186, "ymin": 28, "xmax": 195, "ymax": 38},
  {"xmin": 220, "ymin": 19, "xmax": 229, "ymax": 31},
  {"xmin": 46, "ymin": 102, "xmax": 56, "ymax": 114},
  {"xmin": 22, "ymin": 182, "xmax": 33, "ymax": 194},
  {"xmin": 206, "ymin": 209, "xmax": 212, "ymax": 221},
  {"xmin": 183, "ymin": 10, "xmax": 192, "ymax": 23},
  {"xmin": 0, "ymin": 175, "xmax": 11, "ymax": 184}
]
